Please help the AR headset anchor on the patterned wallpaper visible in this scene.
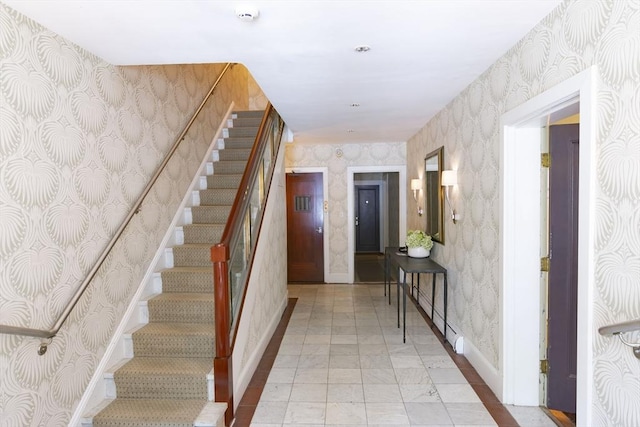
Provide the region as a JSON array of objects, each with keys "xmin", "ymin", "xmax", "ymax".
[
  {"xmin": 285, "ymin": 142, "xmax": 406, "ymax": 278},
  {"xmin": 0, "ymin": 5, "xmax": 250, "ymax": 425},
  {"xmin": 406, "ymin": 0, "xmax": 639, "ymax": 424},
  {"xmin": 247, "ymin": 73, "xmax": 268, "ymax": 111}
]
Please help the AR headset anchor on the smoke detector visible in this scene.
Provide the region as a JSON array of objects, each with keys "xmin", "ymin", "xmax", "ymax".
[{"xmin": 236, "ymin": 6, "xmax": 259, "ymax": 22}]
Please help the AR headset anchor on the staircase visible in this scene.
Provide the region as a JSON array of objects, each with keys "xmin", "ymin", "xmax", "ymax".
[{"xmin": 87, "ymin": 111, "xmax": 264, "ymax": 427}]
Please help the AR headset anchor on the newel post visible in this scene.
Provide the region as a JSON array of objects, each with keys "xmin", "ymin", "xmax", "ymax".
[{"xmin": 211, "ymin": 243, "xmax": 233, "ymax": 426}]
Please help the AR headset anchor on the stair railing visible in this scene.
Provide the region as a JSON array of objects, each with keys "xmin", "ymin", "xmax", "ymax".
[
  {"xmin": 598, "ymin": 318, "xmax": 640, "ymax": 359},
  {"xmin": 211, "ymin": 104, "xmax": 285, "ymax": 425},
  {"xmin": 0, "ymin": 63, "xmax": 235, "ymax": 355}
]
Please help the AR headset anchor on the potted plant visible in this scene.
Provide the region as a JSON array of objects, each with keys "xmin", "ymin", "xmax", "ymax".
[{"xmin": 405, "ymin": 229, "xmax": 433, "ymax": 258}]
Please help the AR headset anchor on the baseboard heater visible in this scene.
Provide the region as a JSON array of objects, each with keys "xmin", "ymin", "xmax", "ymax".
[{"xmin": 414, "ymin": 288, "xmax": 464, "ymax": 354}]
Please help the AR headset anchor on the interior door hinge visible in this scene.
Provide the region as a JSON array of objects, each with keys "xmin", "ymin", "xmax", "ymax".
[
  {"xmin": 541, "ymin": 153, "xmax": 550, "ymax": 168},
  {"xmin": 540, "ymin": 359, "xmax": 549, "ymax": 374},
  {"xmin": 541, "ymin": 256, "xmax": 550, "ymax": 272}
]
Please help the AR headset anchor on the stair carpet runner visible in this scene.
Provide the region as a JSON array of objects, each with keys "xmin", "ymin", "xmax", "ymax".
[{"xmin": 91, "ymin": 111, "xmax": 264, "ymax": 427}]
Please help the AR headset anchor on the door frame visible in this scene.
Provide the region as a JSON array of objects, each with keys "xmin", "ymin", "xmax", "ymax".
[
  {"xmin": 500, "ymin": 66, "xmax": 597, "ymax": 424},
  {"xmin": 285, "ymin": 167, "xmax": 329, "ymax": 282},
  {"xmin": 348, "ymin": 166, "xmax": 407, "ymax": 284}
]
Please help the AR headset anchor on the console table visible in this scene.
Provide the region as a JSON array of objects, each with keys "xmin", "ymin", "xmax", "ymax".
[{"xmin": 384, "ymin": 247, "xmax": 448, "ymax": 343}]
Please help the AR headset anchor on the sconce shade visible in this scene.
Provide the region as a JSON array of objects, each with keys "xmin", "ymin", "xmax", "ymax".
[
  {"xmin": 441, "ymin": 170, "xmax": 457, "ymax": 187},
  {"xmin": 410, "ymin": 179, "xmax": 422, "ymax": 191}
]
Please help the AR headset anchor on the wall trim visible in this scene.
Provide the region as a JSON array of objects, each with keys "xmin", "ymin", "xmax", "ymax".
[
  {"xmin": 464, "ymin": 337, "xmax": 502, "ymax": 396},
  {"xmin": 500, "ymin": 66, "xmax": 597, "ymax": 424}
]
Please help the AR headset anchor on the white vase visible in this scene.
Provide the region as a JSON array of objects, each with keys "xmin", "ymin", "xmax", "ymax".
[{"xmin": 407, "ymin": 246, "xmax": 430, "ymax": 258}]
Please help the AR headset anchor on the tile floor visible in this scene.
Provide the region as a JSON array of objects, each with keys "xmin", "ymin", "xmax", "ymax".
[{"xmin": 247, "ymin": 284, "xmax": 509, "ymax": 426}]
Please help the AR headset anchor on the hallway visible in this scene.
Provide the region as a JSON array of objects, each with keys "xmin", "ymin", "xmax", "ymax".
[{"xmin": 238, "ymin": 284, "xmax": 558, "ymax": 426}]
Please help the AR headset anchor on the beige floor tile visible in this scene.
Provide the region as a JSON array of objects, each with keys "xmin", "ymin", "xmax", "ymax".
[{"xmin": 251, "ymin": 284, "xmax": 509, "ymax": 426}]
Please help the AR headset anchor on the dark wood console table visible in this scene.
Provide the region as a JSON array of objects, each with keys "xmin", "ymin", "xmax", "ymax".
[{"xmin": 384, "ymin": 247, "xmax": 448, "ymax": 343}]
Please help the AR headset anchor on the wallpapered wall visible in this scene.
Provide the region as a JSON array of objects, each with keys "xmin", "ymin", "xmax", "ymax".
[
  {"xmin": 406, "ymin": 0, "xmax": 639, "ymax": 424},
  {"xmin": 237, "ymin": 140, "xmax": 287, "ymax": 395},
  {"xmin": 285, "ymin": 142, "xmax": 406, "ymax": 279},
  {"xmin": 0, "ymin": 5, "xmax": 250, "ymax": 425}
]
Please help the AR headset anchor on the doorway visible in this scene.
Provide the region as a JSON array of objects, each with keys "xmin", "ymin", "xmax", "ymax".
[
  {"xmin": 348, "ymin": 167, "xmax": 406, "ymax": 284},
  {"xmin": 500, "ymin": 67, "xmax": 596, "ymax": 425}
]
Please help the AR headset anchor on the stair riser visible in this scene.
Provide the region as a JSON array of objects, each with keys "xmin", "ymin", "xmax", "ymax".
[
  {"xmin": 132, "ymin": 334, "xmax": 214, "ymax": 358},
  {"xmin": 231, "ymin": 117, "xmax": 263, "ymax": 127},
  {"xmin": 206, "ymin": 174, "xmax": 242, "ymax": 189},
  {"xmin": 228, "ymin": 127, "xmax": 259, "ymax": 137},
  {"xmin": 223, "ymin": 138, "xmax": 254, "ymax": 149},
  {"xmin": 113, "ymin": 375, "xmax": 208, "ymax": 400},
  {"xmin": 213, "ymin": 161, "xmax": 247, "ymax": 174},
  {"xmin": 218, "ymin": 149, "xmax": 251, "ymax": 161},
  {"xmin": 191, "ymin": 206, "xmax": 231, "ymax": 224},
  {"xmin": 235, "ymin": 110, "xmax": 265, "ymax": 119},
  {"xmin": 172, "ymin": 247, "xmax": 211, "ymax": 267},
  {"xmin": 182, "ymin": 225, "xmax": 224, "ymax": 244},
  {"xmin": 148, "ymin": 300, "xmax": 214, "ymax": 323},
  {"xmin": 199, "ymin": 189, "xmax": 237, "ymax": 205},
  {"xmin": 161, "ymin": 270, "xmax": 213, "ymax": 293}
]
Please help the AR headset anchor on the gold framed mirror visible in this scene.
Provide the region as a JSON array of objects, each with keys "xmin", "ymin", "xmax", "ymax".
[{"xmin": 424, "ymin": 147, "xmax": 444, "ymax": 244}]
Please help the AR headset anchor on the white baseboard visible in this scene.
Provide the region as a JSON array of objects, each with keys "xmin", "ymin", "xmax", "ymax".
[
  {"xmin": 463, "ymin": 337, "xmax": 502, "ymax": 400},
  {"xmin": 326, "ymin": 273, "xmax": 350, "ymax": 283}
]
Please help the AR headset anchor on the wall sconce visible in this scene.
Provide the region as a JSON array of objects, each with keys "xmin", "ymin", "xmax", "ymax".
[
  {"xmin": 410, "ymin": 179, "xmax": 423, "ymax": 216},
  {"xmin": 441, "ymin": 170, "xmax": 458, "ymax": 223}
]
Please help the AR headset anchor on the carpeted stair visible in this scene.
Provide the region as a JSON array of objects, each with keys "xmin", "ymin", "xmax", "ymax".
[{"xmin": 90, "ymin": 111, "xmax": 263, "ymax": 427}]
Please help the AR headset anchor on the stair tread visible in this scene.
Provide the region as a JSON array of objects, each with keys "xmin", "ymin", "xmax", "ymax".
[
  {"xmin": 93, "ymin": 398, "xmax": 208, "ymax": 425},
  {"xmin": 162, "ymin": 266, "xmax": 212, "ymax": 273},
  {"xmin": 183, "ymin": 224, "xmax": 225, "ymax": 229},
  {"xmin": 174, "ymin": 243, "xmax": 215, "ymax": 249},
  {"xmin": 134, "ymin": 322, "xmax": 214, "ymax": 334},
  {"xmin": 150, "ymin": 292, "xmax": 213, "ymax": 302},
  {"xmin": 117, "ymin": 356, "xmax": 212, "ymax": 375}
]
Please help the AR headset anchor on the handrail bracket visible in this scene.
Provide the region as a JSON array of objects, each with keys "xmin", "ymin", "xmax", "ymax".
[{"xmin": 598, "ymin": 319, "xmax": 640, "ymax": 360}]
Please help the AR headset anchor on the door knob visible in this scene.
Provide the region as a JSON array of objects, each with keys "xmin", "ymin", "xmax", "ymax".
[{"xmin": 316, "ymin": 226, "xmax": 323, "ymax": 234}]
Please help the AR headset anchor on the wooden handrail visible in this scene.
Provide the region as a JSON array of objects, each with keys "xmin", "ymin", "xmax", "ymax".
[
  {"xmin": 0, "ymin": 63, "xmax": 234, "ymax": 356},
  {"xmin": 211, "ymin": 104, "xmax": 285, "ymax": 425}
]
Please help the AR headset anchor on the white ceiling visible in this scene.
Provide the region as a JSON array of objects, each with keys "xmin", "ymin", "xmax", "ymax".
[{"xmin": 4, "ymin": 0, "xmax": 562, "ymax": 144}]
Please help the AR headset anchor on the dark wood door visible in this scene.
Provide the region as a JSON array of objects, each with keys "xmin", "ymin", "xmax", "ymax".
[
  {"xmin": 286, "ymin": 173, "xmax": 324, "ymax": 282},
  {"xmin": 355, "ymin": 185, "xmax": 380, "ymax": 253},
  {"xmin": 547, "ymin": 124, "xmax": 579, "ymax": 413}
]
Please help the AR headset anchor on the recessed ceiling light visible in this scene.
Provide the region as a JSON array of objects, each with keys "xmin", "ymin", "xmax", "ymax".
[{"xmin": 354, "ymin": 45, "xmax": 371, "ymax": 53}]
